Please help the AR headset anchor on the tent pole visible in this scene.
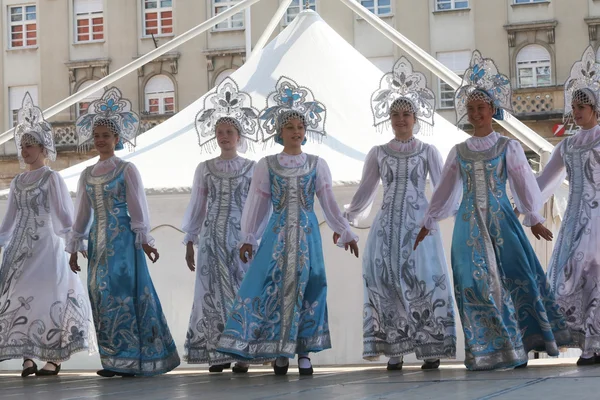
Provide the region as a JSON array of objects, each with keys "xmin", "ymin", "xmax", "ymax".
[
  {"xmin": 247, "ymin": 0, "xmax": 294, "ymax": 62},
  {"xmin": 0, "ymin": 0, "xmax": 266, "ymax": 146},
  {"xmin": 337, "ymin": 0, "xmax": 552, "ymax": 157}
]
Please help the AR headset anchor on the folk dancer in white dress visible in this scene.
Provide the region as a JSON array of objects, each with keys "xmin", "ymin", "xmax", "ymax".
[
  {"xmin": 0, "ymin": 93, "xmax": 95, "ymax": 377},
  {"xmin": 218, "ymin": 77, "xmax": 359, "ymax": 375},
  {"xmin": 536, "ymin": 46, "xmax": 600, "ymax": 366},
  {"xmin": 182, "ymin": 78, "xmax": 259, "ymax": 373},
  {"xmin": 67, "ymin": 88, "xmax": 180, "ymax": 377},
  {"xmin": 415, "ymin": 51, "xmax": 570, "ymax": 370},
  {"xmin": 343, "ymin": 57, "xmax": 456, "ymax": 371}
]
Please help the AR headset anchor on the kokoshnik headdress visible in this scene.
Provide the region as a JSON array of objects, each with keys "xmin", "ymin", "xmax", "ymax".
[
  {"xmin": 454, "ymin": 50, "xmax": 512, "ymax": 126},
  {"xmin": 194, "ymin": 77, "xmax": 260, "ymax": 153},
  {"xmin": 258, "ymin": 76, "xmax": 326, "ymax": 146},
  {"xmin": 564, "ymin": 46, "xmax": 600, "ymax": 123},
  {"xmin": 14, "ymin": 92, "xmax": 56, "ymax": 168},
  {"xmin": 75, "ymin": 87, "xmax": 140, "ymax": 151},
  {"xmin": 371, "ymin": 56, "xmax": 435, "ymax": 135}
]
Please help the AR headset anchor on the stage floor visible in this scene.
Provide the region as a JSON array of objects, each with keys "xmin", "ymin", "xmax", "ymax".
[{"xmin": 0, "ymin": 358, "xmax": 595, "ymax": 400}]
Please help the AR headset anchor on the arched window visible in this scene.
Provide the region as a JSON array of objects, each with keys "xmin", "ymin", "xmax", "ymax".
[
  {"xmin": 144, "ymin": 74, "xmax": 175, "ymax": 115},
  {"xmin": 214, "ymin": 68, "xmax": 236, "ymax": 87},
  {"xmin": 516, "ymin": 44, "xmax": 552, "ymax": 88},
  {"xmin": 77, "ymin": 80, "xmax": 103, "ymax": 117}
]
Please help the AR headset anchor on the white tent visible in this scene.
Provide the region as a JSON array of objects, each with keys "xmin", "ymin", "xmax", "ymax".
[
  {"xmin": 0, "ymin": 11, "xmax": 473, "ymax": 370},
  {"xmin": 53, "ymin": 10, "xmax": 468, "ymax": 193}
]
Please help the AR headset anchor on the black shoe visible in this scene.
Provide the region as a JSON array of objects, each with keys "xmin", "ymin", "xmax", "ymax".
[
  {"xmin": 209, "ymin": 364, "xmax": 225, "ymax": 373},
  {"xmin": 386, "ymin": 360, "xmax": 403, "ymax": 371},
  {"xmin": 232, "ymin": 363, "xmax": 249, "ymax": 373},
  {"xmin": 515, "ymin": 361, "xmax": 528, "ymax": 369},
  {"xmin": 577, "ymin": 356, "xmax": 596, "ymax": 366},
  {"xmin": 298, "ymin": 356, "xmax": 313, "ymax": 376},
  {"xmin": 116, "ymin": 372, "xmax": 135, "ymax": 378},
  {"xmin": 421, "ymin": 359, "xmax": 440, "ymax": 370},
  {"xmin": 35, "ymin": 362, "xmax": 61, "ymax": 376},
  {"xmin": 273, "ymin": 359, "xmax": 289, "ymax": 376},
  {"xmin": 97, "ymin": 369, "xmax": 117, "ymax": 377},
  {"xmin": 21, "ymin": 359, "xmax": 38, "ymax": 377}
]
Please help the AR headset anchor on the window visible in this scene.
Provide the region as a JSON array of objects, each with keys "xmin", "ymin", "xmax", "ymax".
[
  {"xmin": 285, "ymin": 0, "xmax": 315, "ymax": 25},
  {"xmin": 213, "ymin": 0, "xmax": 244, "ymax": 30},
  {"xmin": 514, "ymin": 0, "xmax": 547, "ymax": 4},
  {"xmin": 436, "ymin": 0, "xmax": 469, "ymax": 11},
  {"xmin": 144, "ymin": 75, "xmax": 175, "ymax": 115},
  {"xmin": 74, "ymin": 0, "xmax": 104, "ymax": 42},
  {"xmin": 143, "ymin": 0, "xmax": 173, "ymax": 36},
  {"xmin": 9, "ymin": 86, "xmax": 38, "ymax": 127},
  {"xmin": 360, "ymin": 0, "xmax": 391, "ymax": 15},
  {"xmin": 76, "ymin": 80, "xmax": 103, "ymax": 117},
  {"xmin": 516, "ymin": 44, "xmax": 552, "ymax": 88},
  {"xmin": 214, "ymin": 68, "xmax": 236, "ymax": 87},
  {"xmin": 437, "ymin": 51, "xmax": 471, "ymax": 109},
  {"xmin": 8, "ymin": 5, "xmax": 37, "ymax": 48}
]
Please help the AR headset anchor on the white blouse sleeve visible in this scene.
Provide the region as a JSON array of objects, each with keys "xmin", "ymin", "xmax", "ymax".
[
  {"xmin": 124, "ymin": 163, "xmax": 155, "ymax": 248},
  {"xmin": 422, "ymin": 146, "xmax": 463, "ymax": 230},
  {"xmin": 316, "ymin": 158, "xmax": 358, "ymax": 245},
  {"xmin": 240, "ymin": 158, "xmax": 272, "ymax": 249},
  {"xmin": 426, "ymin": 145, "xmax": 444, "ymax": 190},
  {"xmin": 0, "ymin": 179, "xmax": 18, "ymax": 247},
  {"xmin": 536, "ymin": 141, "xmax": 567, "ymax": 206},
  {"xmin": 344, "ymin": 147, "xmax": 380, "ymax": 225},
  {"xmin": 505, "ymin": 140, "xmax": 545, "ymax": 227},
  {"xmin": 181, "ymin": 163, "xmax": 209, "ymax": 246},
  {"xmin": 66, "ymin": 170, "xmax": 93, "ymax": 254},
  {"xmin": 48, "ymin": 172, "xmax": 75, "ymax": 240}
]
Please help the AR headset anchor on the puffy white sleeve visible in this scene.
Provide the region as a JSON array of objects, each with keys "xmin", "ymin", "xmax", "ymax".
[
  {"xmin": 48, "ymin": 172, "xmax": 75, "ymax": 240},
  {"xmin": 426, "ymin": 144, "xmax": 445, "ymax": 190},
  {"xmin": 422, "ymin": 146, "xmax": 463, "ymax": 230},
  {"xmin": 0, "ymin": 179, "xmax": 18, "ymax": 247},
  {"xmin": 240, "ymin": 158, "xmax": 272, "ymax": 249},
  {"xmin": 66, "ymin": 171, "xmax": 93, "ymax": 254},
  {"xmin": 316, "ymin": 158, "xmax": 358, "ymax": 245},
  {"xmin": 124, "ymin": 163, "xmax": 155, "ymax": 248},
  {"xmin": 536, "ymin": 141, "xmax": 567, "ymax": 205},
  {"xmin": 181, "ymin": 163, "xmax": 209, "ymax": 246},
  {"xmin": 344, "ymin": 147, "xmax": 380, "ymax": 225},
  {"xmin": 505, "ymin": 140, "xmax": 545, "ymax": 227}
]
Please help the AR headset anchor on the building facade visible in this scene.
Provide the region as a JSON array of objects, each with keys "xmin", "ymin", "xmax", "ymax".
[{"xmin": 0, "ymin": 0, "xmax": 598, "ymax": 188}]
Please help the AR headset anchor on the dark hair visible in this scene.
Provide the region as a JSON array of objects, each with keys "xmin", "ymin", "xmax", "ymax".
[
  {"xmin": 215, "ymin": 117, "xmax": 241, "ymax": 135},
  {"xmin": 92, "ymin": 118, "xmax": 120, "ymax": 136},
  {"xmin": 390, "ymin": 98, "xmax": 417, "ymax": 116}
]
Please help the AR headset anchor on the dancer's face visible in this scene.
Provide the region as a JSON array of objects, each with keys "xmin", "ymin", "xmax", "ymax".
[
  {"xmin": 216, "ymin": 123, "xmax": 240, "ymax": 152},
  {"xmin": 280, "ymin": 118, "xmax": 305, "ymax": 147},
  {"xmin": 390, "ymin": 109, "xmax": 415, "ymax": 136},
  {"xmin": 467, "ymin": 99, "xmax": 494, "ymax": 130},
  {"xmin": 572, "ymin": 102, "xmax": 596, "ymax": 129},
  {"xmin": 93, "ymin": 125, "xmax": 119, "ymax": 155},
  {"xmin": 20, "ymin": 138, "xmax": 44, "ymax": 165}
]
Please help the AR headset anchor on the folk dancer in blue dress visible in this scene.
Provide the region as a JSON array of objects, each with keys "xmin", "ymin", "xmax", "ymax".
[
  {"xmin": 217, "ymin": 77, "xmax": 359, "ymax": 375},
  {"xmin": 414, "ymin": 51, "xmax": 571, "ymax": 371},
  {"xmin": 0, "ymin": 93, "xmax": 95, "ymax": 377},
  {"xmin": 343, "ymin": 57, "xmax": 456, "ymax": 371},
  {"xmin": 182, "ymin": 78, "xmax": 259, "ymax": 374},
  {"xmin": 67, "ymin": 87, "xmax": 180, "ymax": 377},
  {"xmin": 536, "ymin": 46, "xmax": 600, "ymax": 366}
]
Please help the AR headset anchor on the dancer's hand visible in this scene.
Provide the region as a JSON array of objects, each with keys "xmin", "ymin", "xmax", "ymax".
[
  {"xmin": 239, "ymin": 244, "xmax": 253, "ymax": 264},
  {"xmin": 333, "ymin": 232, "xmax": 340, "ymax": 244},
  {"xmin": 513, "ymin": 206, "xmax": 521, "ymax": 217},
  {"xmin": 414, "ymin": 227, "xmax": 430, "ymax": 250},
  {"xmin": 143, "ymin": 244, "xmax": 160, "ymax": 263},
  {"xmin": 185, "ymin": 242, "xmax": 196, "ymax": 272},
  {"xmin": 531, "ymin": 223, "xmax": 553, "ymax": 241},
  {"xmin": 69, "ymin": 253, "xmax": 81, "ymax": 273},
  {"xmin": 344, "ymin": 240, "xmax": 359, "ymax": 258}
]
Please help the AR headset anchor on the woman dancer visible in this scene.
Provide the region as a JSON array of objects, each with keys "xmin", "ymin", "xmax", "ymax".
[
  {"xmin": 67, "ymin": 87, "xmax": 180, "ymax": 377},
  {"xmin": 536, "ymin": 46, "xmax": 600, "ymax": 365},
  {"xmin": 182, "ymin": 78, "xmax": 258, "ymax": 373},
  {"xmin": 344, "ymin": 57, "xmax": 455, "ymax": 371},
  {"xmin": 414, "ymin": 51, "xmax": 570, "ymax": 371},
  {"xmin": 218, "ymin": 77, "xmax": 359, "ymax": 375},
  {"xmin": 0, "ymin": 93, "xmax": 94, "ymax": 377}
]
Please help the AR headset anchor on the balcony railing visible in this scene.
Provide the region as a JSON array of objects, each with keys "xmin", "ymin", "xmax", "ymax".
[{"xmin": 511, "ymin": 85, "xmax": 564, "ymax": 118}]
